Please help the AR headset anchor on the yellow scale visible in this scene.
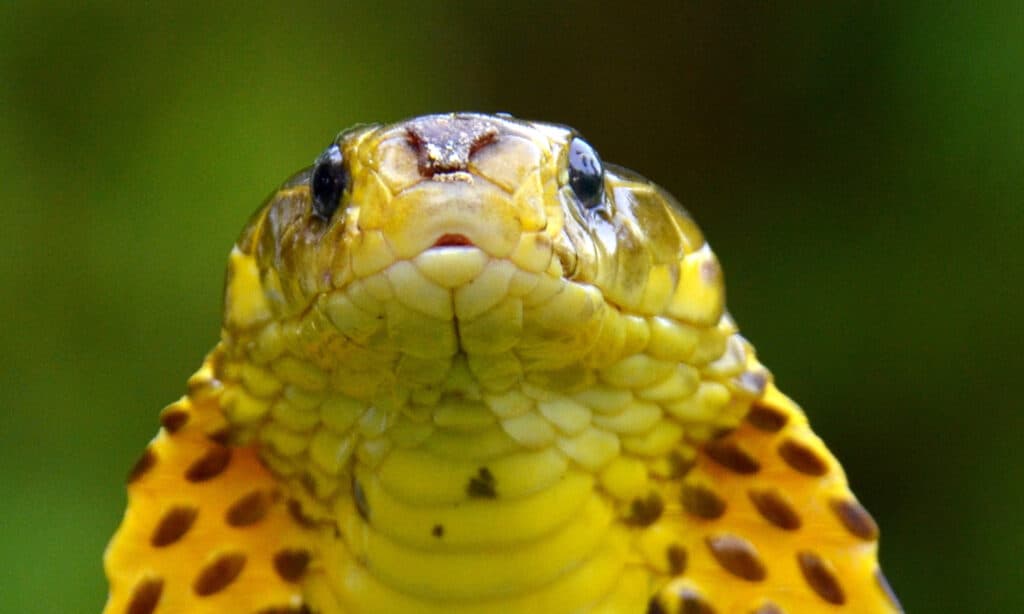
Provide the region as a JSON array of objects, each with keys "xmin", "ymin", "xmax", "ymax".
[{"xmin": 103, "ymin": 113, "xmax": 902, "ymax": 613}]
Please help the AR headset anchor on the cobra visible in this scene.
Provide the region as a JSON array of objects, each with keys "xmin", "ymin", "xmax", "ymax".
[{"xmin": 103, "ymin": 113, "xmax": 902, "ymax": 613}]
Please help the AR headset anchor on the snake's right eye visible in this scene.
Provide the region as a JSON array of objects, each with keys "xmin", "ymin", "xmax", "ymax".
[
  {"xmin": 567, "ymin": 137, "xmax": 605, "ymax": 210},
  {"xmin": 311, "ymin": 143, "xmax": 348, "ymax": 220}
]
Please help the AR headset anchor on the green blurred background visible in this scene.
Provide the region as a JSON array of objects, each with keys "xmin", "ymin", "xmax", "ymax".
[{"xmin": 2, "ymin": 2, "xmax": 1021, "ymax": 612}]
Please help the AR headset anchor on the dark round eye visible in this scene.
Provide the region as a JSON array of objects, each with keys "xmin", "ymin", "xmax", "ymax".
[
  {"xmin": 311, "ymin": 143, "xmax": 348, "ymax": 220},
  {"xmin": 567, "ymin": 137, "xmax": 604, "ymax": 209}
]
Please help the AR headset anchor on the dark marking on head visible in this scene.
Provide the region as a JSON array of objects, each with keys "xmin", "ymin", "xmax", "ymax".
[
  {"xmin": 778, "ymin": 439, "xmax": 828, "ymax": 476},
  {"xmin": 750, "ymin": 602, "xmax": 784, "ymax": 614},
  {"xmin": 666, "ymin": 544, "xmax": 687, "ymax": 575},
  {"xmin": 127, "ymin": 447, "xmax": 156, "ymax": 484},
  {"xmin": 746, "ymin": 404, "xmax": 788, "ymax": 432},
  {"xmin": 875, "ymin": 568, "xmax": 903, "ymax": 610},
  {"xmin": 226, "ymin": 490, "xmax": 271, "ymax": 527},
  {"xmin": 830, "ymin": 497, "xmax": 879, "ymax": 541},
  {"xmin": 193, "ymin": 551, "xmax": 247, "ymax": 596},
  {"xmin": 626, "ymin": 491, "xmax": 665, "ymax": 527},
  {"xmin": 126, "ymin": 577, "xmax": 163, "ymax": 614},
  {"xmin": 797, "ymin": 551, "xmax": 845, "ymax": 605},
  {"xmin": 706, "ymin": 534, "xmax": 767, "ymax": 582},
  {"xmin": 704, "ymin": 440, "xmax": 761, "ymax": 474},
  {"xmin": 353, "ymin": 477, "xmax": 370, "ymax": 521},
  {"xmin": 748, "ymin": 488, "xmax": 802, "ymax": 531},
  {"xmin": 185, "ymin": 445, "xmax": 232, "ymax": 482},
  {"xmin": 273, "ymin": 548, "xmax": 311, "ymax": 583},
  {"xmin": 432, "ymin": 524, "xmax": 445, "ymax": 538},
  {"xmin": 150, "ymin": 505, "xmax": 198, "ymax": 547},
  {"xmin": 680, "ymin": 483, "xmax": 726, "ymax": 519},
  {"xmin": 466, "ymin": 467, "xmax": 497, "ymax": 499},
  {"xmin": 406, "ymin": 115, "xmax": 499, "ymax": 177},
  {"xmin": 159, "ymin": 408, "xmax": 189, "ymax": 434}
]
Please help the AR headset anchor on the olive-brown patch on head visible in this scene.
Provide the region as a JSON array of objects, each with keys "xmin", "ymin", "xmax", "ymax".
[
  {"xmin": 185, "ymin": 445, "xmax": 232, "ymax": 482},
  {"xmin": 193, "ymin": 551, "xmax": 247, "ymax": 596},
  {"xmin": 830, "ymin": 497, "xmax": 879, "ymax": 541},
  {"xmin": 273, "ymin": 548, "xmax": 311, "ymax": 583},
  {"xmin": 875, "ymin": 568, "xmax": 903, "ymax": 610},
  {"xmin": 778, "ymin": 439, "xmax": 828, "ymax": 476},
  {"xmin": 126, "ymin": 577, "xmax": 163, "ymax": 614},
  {"xmin": 159, "ymin": 408, "xmax": 189, "ymax": 434},
  {"xmin": 706, "ymin": 534, "xmax": 767, "ymax": 582},
  {"xmin": 226, "ymin": 490, "xmax": 271, "ymax": 527},
  {"xmin": 747, "ymin": 488, "xmax": 801, "ymax": 531},
  {"xmin": 704, "ymin": 440, "xmax": 760, "ymax": 474},
  {"xmin": 466, "ymin": 467, "xmax": 497, "ymax": 499},
  {"xmin": 627, "ymin": 491, "xmax": 665, "ymax": 527},
  {"xmin": 666, "ymin": 544, "xmax": 687, "ymax": 575},
  {"xmin": 127, "ymin": 447, "xmax": 157, "ymax": 484},
  {"xmin": 746, "ymin": 404, "xmax": 788, "ymax": 432},
  {"xmin": 406, "ymin": 115, "xmax": 499, "ymax": 177},
  {"xmin": 681, "ymin": 483, "xmax": 726, "ymax": 519},
  {"xmin": 797, "ymin": 551, "xmax": 845, "ymax": 605},
  {"xmin": 432, "ymin": 524, "xmax": 444, "ymax": 538},
  {"xmin": 150, "ymin": 505, "xmax": 199, "ymax": 547}
]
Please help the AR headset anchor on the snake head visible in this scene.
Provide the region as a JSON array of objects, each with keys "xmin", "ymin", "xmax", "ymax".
[{"xmin": 224, "ymin": 113, "xmax": 732, "ymax": 394}]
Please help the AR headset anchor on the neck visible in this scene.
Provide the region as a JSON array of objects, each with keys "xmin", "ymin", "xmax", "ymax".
[{"xmin": 198, "ymin": 305, "xmax": 769, "ymax": 609}]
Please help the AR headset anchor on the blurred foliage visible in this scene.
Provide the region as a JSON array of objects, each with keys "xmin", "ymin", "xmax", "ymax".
[{"xmin": 1, "ymin": 2, "xmax": 1021, "ymax": 612}]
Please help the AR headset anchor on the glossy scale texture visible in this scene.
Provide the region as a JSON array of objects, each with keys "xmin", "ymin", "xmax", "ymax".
[{"xmin": 103, "ymin": 113, "xmax": 901, "ymax": 613}]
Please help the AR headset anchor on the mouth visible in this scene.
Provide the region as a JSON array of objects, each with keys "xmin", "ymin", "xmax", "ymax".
[{"xmin": 431, "ymin": 233, "xmax": 475, "ymax": 248}]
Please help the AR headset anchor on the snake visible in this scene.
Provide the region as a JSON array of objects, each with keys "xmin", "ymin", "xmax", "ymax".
[{"xmin": 102, "ymin": 113, "xmax": 902, "ymax": 613}]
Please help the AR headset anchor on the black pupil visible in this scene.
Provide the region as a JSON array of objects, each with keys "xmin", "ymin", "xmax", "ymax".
[
  {"xmin": 311, "ymin": 144, "xmax": 347, "ymax": 220},
  {"xmin": 567, "ymin": 137, "xmax": 604, "ymax": 209}
]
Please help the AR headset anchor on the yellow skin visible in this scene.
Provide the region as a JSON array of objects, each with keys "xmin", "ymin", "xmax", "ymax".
[{"xmin": 104, "ymin": 113, "xmax": 902, "ymax": 613}]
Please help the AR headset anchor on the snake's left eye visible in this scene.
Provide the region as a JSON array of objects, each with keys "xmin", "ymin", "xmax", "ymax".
[
  {"xmin": 311, "ymin": 143, "xmax": 348, "ymax": 220},
  {"xmin": 567, "ymin": 137, "xmax": 604, "ymax": 210}
]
